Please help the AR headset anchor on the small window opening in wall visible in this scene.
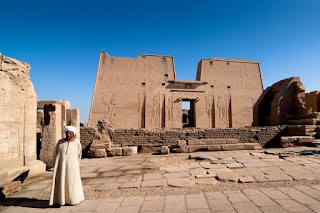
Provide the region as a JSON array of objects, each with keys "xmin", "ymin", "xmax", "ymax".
[
  {"xmin": 161, "ymin": 58, "xmax": 166, "ymax": 62},
  {"xmin": 227, "ymin": 85, "xmax": 231, "ymax": 88},
  {"xmin": 162, "ymin": 83, "xmax": 165, "ymax": 86},
  {"xmin": 142, "ymin": 56, "xmax": 146, "ymax": 59},
  {"xmin": 142, "ymin": 82, "xmax": 146, "ymax": 86},
  {"xmin": 210, "ymin": 61, "xmax": 213, "ymax": 65},
  {"xmin": 226, "ymin": 62, "xmax": 230, "ymax": 65},
  {"xmin": 164, "ymin": 74, "xmax": 168, "ymax": 77},
  {"xmin": 210, "ymin": 85, "xmax": 214, "ymax": 88}
]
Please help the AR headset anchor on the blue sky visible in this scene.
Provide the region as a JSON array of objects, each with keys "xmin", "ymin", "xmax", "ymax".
[{"xmin": 1, "ymin": 0, "xmax": 319, "ymax": 123}]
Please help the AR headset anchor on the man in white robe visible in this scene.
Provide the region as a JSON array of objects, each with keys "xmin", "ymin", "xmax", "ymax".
[{"xmin": 49, "ymin": 126, "xmax": 84, "ymax": 206}]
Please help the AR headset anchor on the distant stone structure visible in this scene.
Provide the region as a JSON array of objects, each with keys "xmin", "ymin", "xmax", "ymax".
[
  {"xmin": 37, "ymin": 101, "xmax": 80, "ymax": 168},
  {"xmin": 0, "ymin": 53, "xmax": 45, "ymax": 187},
  {"xmin": 88, "ymin": 51, "xmax": 263, "ymax": 129}
]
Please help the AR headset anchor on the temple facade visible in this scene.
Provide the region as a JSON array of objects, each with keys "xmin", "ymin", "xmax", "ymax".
[{"xmin": 88, "ymin": 51, "xmax": 263, "ymax": 129}]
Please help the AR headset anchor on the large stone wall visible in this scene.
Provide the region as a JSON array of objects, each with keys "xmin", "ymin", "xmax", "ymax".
[
  {"xmin": 88, "ymin": 52, "xmax": 263, "ymax": 129},
  {"xmin": 0, "ymin": 53, "xmax": 45, "ymax": 186},
  {"xmin": 196, "ymin": 58, "xmax": 263, "ymax": 128},
  {"xmin": 81, "ymin": 126, "xmax": 285, "ymax": 153}
]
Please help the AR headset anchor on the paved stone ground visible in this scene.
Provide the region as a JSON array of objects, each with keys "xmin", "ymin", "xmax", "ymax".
[{"xmin": 1, "ymin": 147, "xmax": 320, "ymax": 212}]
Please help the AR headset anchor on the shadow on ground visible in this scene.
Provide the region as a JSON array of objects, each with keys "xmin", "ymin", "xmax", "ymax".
[{"xmin": 0, "ymin": 197, "xmax": 53, "ymax": 209}]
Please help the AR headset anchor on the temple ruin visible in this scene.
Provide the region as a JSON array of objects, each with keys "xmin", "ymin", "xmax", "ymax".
[
  {"xmin": 253, "ymin": 77, "xmax": 320, "ymax": 147},
  {"xmin": 37, "ymin": 101, "xmax": 80, "ymax": 168},
  {"xmin": 0, "ymin": 53, "xmax": 45, "ymax": 187},
  {"xmin": 88, "ymin": 51, "xmax": 263, "ymax": 129}
]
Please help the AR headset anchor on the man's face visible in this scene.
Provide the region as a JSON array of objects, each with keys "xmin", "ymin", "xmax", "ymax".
[{"xmin": 66, "ymin": 131, "xmax": 74, "ymax": 140}]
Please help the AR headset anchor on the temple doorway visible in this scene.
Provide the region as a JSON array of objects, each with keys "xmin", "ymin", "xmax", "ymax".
[{"xmin": 182, "ymin": 99, "xmax": 196, "ymax": 127}]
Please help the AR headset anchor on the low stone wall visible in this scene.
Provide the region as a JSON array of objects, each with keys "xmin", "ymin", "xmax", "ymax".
[
  {"xmin": 80, "ymin": 127, "xmax": 102, "ymax": 157},
  {"xmin": 80, "ymin": 126, "xmax": 285, "ymax": 154}
]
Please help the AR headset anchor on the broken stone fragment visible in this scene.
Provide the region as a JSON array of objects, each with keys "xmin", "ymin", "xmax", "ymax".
[
  {"xmin": 160, "ymin": 146, "xmax": 170, "ymax": 154},
  {"xmin": 88, "ymin": 149, "xmax": 107, "ymax": 158}
]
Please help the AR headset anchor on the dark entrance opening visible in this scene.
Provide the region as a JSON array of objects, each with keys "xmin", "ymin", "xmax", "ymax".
[{"xmin": 182, "ymin": 99, "xmax": 196, "ymax": 127}]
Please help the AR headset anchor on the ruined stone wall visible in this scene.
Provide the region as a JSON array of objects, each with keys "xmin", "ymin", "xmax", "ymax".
[
  {"xmin": 80, "ymin": 127, "xmax": 101, "ymax": 156},
  {"xmin": 80, "ymin": 126, "xmax": 284, "ymax": 152},
  {"xmin": 253, "ymin": 77, "xmax": 317, "ymax": 126},
  {"xmin": 0, "ymin": 53, "xmax": 45, "ymax": 186},
  {"xmin": 305, "ymin": 91, "xmax": 320, "ymax": 112}
]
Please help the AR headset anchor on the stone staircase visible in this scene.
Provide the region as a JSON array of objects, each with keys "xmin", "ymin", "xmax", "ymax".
[{"xmin": 280, "ymin": 125, "xmax": 320, "ymax": 148}]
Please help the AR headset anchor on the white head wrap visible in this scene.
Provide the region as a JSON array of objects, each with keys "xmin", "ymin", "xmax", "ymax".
[{"xmin": 64, "ymin": 126, "xmax": 77, "ymax": 135}]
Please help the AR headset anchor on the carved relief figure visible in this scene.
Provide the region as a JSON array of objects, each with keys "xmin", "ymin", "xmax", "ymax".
[
  {"xmin": 167, "ymin": 96, "xmax": 173, "ymax": 121},
  {"xmin": 102, "ymin": 94, "xmax": 117, "ymax": 126},
  {"xmin": 205, "ymin": 96, "xmax": 211, "ymax": 118},
  {"xmin": 217, "ymin": 95, "xmax": 227, "ymax": 124},
  {"xmin": 150, "ymin": 95, "xmax": 160, "ymax": 125}
]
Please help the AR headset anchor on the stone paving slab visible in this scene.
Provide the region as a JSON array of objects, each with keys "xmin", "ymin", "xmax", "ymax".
[
  {"xmin": 95, "ymin": 182, "xmax": 120, "ymax": 191},
  {"xmin": 86, "ymin": 177, "xmax": 117, "ymax": 185},
  {"xmin": 163, "ymin": 172, "xmax": 190, "ymax": 179},
  {"xmin": 195, "ymin": 173, "xmax": 216, "ymax": 178},
  {"xmin": 143, "ymin": 173, "xmax": 164, "ymax": 181},
  {"xmin": 207, "ymin": 168, "xmax": 231, "ymax": 175},
  {"xmin": 239, "ymin": 176, "xmax": 256, "ymax": 183},
  {"xmin": 216, "ymin": 171, "xmax": 239, "ymax": 182},
  {"xmin": 167, "ymin": 178, "xmax": 194, "ymax": 187},
  {"xmin": 188, "ymin": 168, "xmax": 207, "ymax": 176},
  {"xmin": 207, "ymin": 198, "xmax": 235, "ymax": 212},
  {"xmin": 140, "ymin": 179, "xmax": 167, "ymax": 187},
  {"xmin": 119, "ymin": 181, "xmax": 141, "ymax": 189},
  {"xmin": 226, "ymin": 163, "xmax": 244, "ymax": 168}
]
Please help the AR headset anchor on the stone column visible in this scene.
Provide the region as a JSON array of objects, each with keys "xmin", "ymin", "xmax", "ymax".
[
  {"xmin": 40, "ymin": 103, "xmax": 62, "ymax": 168},
  {"xmin": 66, "ymin": 108, "xmax": 80, "ymax": 140}
]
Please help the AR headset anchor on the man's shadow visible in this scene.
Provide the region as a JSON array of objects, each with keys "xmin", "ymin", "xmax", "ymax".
[{"xmin": 0, "ymin": 197, "xmax": 58, "ymax": 209}]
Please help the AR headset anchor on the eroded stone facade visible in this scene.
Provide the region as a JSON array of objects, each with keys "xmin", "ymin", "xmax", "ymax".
[
  {"xmin": 253, "ymin": 77, "xmax": 320, "ymax": 126},
  {"xmin": 88, "ymin": 52, "xmax": 263, "ymax": 129},
  {"xmin": 0, "ymin": 53, "xmax": 45, "ymax": 186}
]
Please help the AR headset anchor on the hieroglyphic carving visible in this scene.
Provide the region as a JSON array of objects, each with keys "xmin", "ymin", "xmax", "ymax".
[
  {"xmin": 217, "ymin": 95, "xmax": 228, "ymax": 124},
  {"xmin": 102, "ymin": 93, "xmax": 117, "ymax": 126},
  {"xmin": 150, "ymin": 95, "xmax": 160, "ymax": 125}
]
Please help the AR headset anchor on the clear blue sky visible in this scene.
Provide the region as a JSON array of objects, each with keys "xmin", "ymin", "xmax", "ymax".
[{"xmin": 1, "ymin": 0, "xmax": 319, "ymax": 123}]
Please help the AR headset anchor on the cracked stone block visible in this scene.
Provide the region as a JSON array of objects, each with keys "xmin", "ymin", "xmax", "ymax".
[
  {"xmin": 88, "ymin": 149, "xmax": 107, "ymax": 158},
  {"xmin": 122, "ymin": 146, "xmax": 137, "ymax": 156},
  {"xmin": 107, "ymin": 148, "xmax": 122, "ymax": 157}
]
